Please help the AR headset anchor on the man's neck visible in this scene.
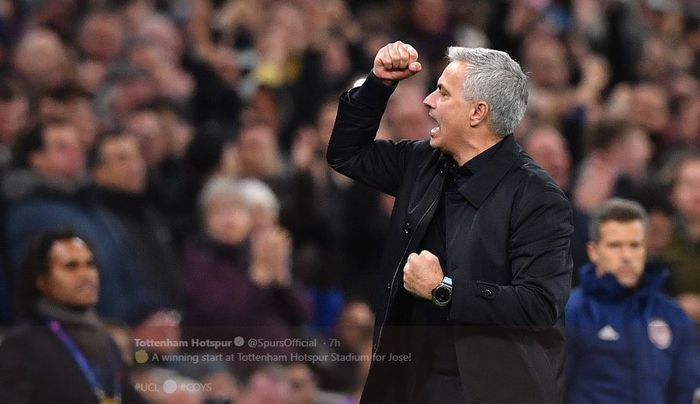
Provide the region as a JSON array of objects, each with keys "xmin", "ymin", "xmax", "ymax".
[
  {"xmin": 35, "ymin": 297, "xmax": 100, "ymax": 326},
  {"xmin": 453, "ymin": 133, "xmax": 503, "ymax": 166}
]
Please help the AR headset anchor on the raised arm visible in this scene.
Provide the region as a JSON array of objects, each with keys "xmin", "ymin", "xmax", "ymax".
[{"xmin": 326, "ymin": 41, "xmax": 423, "ymax": 196}]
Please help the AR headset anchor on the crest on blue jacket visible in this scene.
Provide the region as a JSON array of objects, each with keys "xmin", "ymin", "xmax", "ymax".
[{"xmin": 648, "ymin": 318, "xmax": 672, "ymax": 350}]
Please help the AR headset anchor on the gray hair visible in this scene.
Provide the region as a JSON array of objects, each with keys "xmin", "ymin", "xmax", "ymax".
[
  {"xmin": 239, "ymin": 178, "xmax": 280, "ymax": 218},
  {"xmin": 588, "ymin": 198, "xmax": 648, "ymax": 242},
  {"xmin": 447, "ymin": 47, "xmax": 528, "ymax": 136},
  {"xmin": 199, "ymin": 176, "xmax": 279, "ymax": 216}
]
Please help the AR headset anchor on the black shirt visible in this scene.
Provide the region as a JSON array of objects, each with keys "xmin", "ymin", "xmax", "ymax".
[{"xmin": 410, "ymin": 137, "xmax": 507, "ymax": 375}]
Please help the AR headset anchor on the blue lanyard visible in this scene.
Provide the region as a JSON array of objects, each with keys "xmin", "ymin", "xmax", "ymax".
[{"xmin": 47, "ymin": 319, "xmax": 121, "ymax": 403}]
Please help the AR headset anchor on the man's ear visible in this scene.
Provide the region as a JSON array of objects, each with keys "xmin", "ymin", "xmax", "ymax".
[
  {"xmin": 36, "ymin": 274, "xmax": 48, "ymax": 295},
  {"xmin": 469, "ymin": 101, "xmax": 489, "ymax": 127},
  {"xmin": 586, "ymin": 241, "xmax": 598, "ymax": 265}
]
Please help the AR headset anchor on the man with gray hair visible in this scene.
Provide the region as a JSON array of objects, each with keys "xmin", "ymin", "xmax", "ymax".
[{"xmin": 327, "ymin": 41, "xmax": 573, "ymax": 402}]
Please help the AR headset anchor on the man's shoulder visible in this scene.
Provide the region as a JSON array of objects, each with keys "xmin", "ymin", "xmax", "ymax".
[
  {"xmin": 649, "ymin": 292, "xmax": 695, "ymax": 327},
  {"xmin": 510, "ymin": 152, "xmax": 565, "ymax": 197},
  {"xmin": 505, "ymin": 156, "xmax": 571, "ymax": 217},
  {"xmin": 0, "ymin": 320, "xmax": 50, "ymax": 352}
]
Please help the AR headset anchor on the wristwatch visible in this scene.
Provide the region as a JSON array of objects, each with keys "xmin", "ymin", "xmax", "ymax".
[{"xmin": 431, "ymin": 275, "xmax": 453, "ymax": 307}]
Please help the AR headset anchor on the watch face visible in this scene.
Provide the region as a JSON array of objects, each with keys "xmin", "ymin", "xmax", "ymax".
[{"xmin": 435, "ymin": 286, "xmax": 451, "ymax": 302}]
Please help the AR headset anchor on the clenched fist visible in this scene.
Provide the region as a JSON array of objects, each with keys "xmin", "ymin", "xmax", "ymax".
[
  {"xmin": 373, "ymin": 41, "xmax": 422, "ymax": 84},
  {"xmin": 403, "ymin": 250, "xmax": 444, "ymax": 300}
]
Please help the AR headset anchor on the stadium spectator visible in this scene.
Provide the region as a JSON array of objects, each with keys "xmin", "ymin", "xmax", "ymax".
[
  {"xmin": 183, "ymin": 177, "xmax": 310, "ymax": 373},
  {"xmin": 90, "ymin": 132, "xmax": 181, "ymax": 307},
  {"xmin": 0, "ymin": 230, "xmax": 144, "ymax": 403},
  {"xmin": 4, "ymin": 121, "xmax": 146, "ymax": 319}
]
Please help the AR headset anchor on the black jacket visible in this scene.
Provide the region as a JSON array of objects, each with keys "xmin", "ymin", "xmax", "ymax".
[
  {"xmin": 327, "ymin": 74, "xmax": 574, "ymax": 403},
  {"xmin": 0, "ymin": 318, "xmax": 144, "ymax": 403}
]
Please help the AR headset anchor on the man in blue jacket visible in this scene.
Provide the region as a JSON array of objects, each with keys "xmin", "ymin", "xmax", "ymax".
[{"xmin": 565, "ymin": 198, "xmax": 700, "ymax": 403}]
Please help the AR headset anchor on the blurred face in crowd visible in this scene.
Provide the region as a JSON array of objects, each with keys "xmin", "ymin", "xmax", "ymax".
[
  {"xmin": 388, "ymin": 82, "xmax": 434, "ymax": 141},
  {"xmin": 631, "ymin": 84, "xmax": 669, "ymax": 133},
  {"xmin": 336, "ymin": 301, "xmax": 374, "ymax": 352},
  {"xmin": 78, "ymin": 13, "xmax": 125, "ymax": 63},
  {"xmin": 200, "ymin": 371, "xmax": 239, "ymax": 404},
  {"xmin": 126, "ymin": 110, "xmax": 169, "ymax": 167},
  {"xmin": 238, "ymin": 370, "xmax": 291, "ymax": 404},
  {"xmin": 131, "ymin": 309, "xmax": 182, "ymax": 355},
  {"xmin": 522, "ymin": 126, "xmax": 571, "ymax": 190},
  {"xmin": 410, "ymin": 0, "xmax": 447, "ymax": 34},
  {"xmin": 287, "ymin": 363, "xmax": 317, "ymax": 404},
  {"xmin": 37, "ymin": 238, "xmax": 99, "ymax": 307},
  {"xmin": 523, "ymin": 35, "xmax": 569, "ymax": 89},
  {"xmin": 40, "ymin": 95, "xmax": 99, "ymax": 151},
  {"xmin": 236, "ymin": 124, "xmax": 281, "ymax": 178},
  {"xmin": 588, "ymin": 220, "xmax": 647, "ymax": 288},
  {"xmin": 13, "ymin": 29, "xmax": 74, "ymax": 92},
  {"xmin": 30, "ymin": 124, "xmax": 86, "ymax": 181},
  {"xmin": 672, "ymin": 159, "xmax": 700, "ymax": 222},
  {"xmin": 138, "ymin": 17, "xmax": 183, "ymax": 65},
  {"xmin": 93, "ymin": 136, "xmax": 147, "ymax": 194},
  {"xmin": 205, "ymin": 194, "xmax": 253, "ymax": 246},
  {"xmin": 610, "ymin": 128, "xmax": 652, "ymax": 181}
]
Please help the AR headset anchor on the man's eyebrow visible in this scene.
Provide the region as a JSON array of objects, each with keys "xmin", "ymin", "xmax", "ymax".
[{"xmin": 437, "ymin": 83, "xmax": 448, "ymax": 93}]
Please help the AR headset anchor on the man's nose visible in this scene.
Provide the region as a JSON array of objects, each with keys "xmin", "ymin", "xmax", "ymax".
[
  {"xmin": 423, "ymin": 91, "xmax": 436, "ymax": 108},
  {"xmin": 621, "ymin": 246, "xmax": 635, "ymax": 260}
]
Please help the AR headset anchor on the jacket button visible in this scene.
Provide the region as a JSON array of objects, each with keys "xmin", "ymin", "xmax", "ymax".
[
  {"xmin": 404, "ymin": 222, "xmax": 411, "ymax": 234},
  {"xmin": 386, "ymin": 282, "xmax": 391, "ymax": 292},
  {"xmin": 478, "ymin": 285, "xmax": 496, "ymax": 299}
]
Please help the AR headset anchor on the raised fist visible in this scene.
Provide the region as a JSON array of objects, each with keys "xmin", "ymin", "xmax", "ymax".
[{"xmin": 373, "ymin": 41, "xmax": 422, "ymax": 83}]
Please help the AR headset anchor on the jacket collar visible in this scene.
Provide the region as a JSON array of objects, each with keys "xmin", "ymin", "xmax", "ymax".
[
  {"xmin": 441, "ymin": 135, "xmax": 520, "ymax": 208},
  {"xmin": 579, "ymin": 262, "xmax": 669, "ymax": 301},
  {"xmin": 35, "ymin": 297, "xmax": 102, "ymax": 327}
]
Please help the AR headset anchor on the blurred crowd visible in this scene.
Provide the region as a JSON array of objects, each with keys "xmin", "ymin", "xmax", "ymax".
[{"xmin": 0, "ymin": 0, "xmax": 698, "ymax": 402}]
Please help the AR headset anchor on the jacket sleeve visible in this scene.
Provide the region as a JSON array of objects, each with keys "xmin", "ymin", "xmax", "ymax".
[
  {"xmin": 326, "ymin": 73, "xmax": 415, "ymax": 197},
  {"xmin": 449, "ymin": 188, "xmax": 573, "ymax": 327},
  {"xmin": 668, "ymin": 314, "xmax": 700, "ymax": 404}
]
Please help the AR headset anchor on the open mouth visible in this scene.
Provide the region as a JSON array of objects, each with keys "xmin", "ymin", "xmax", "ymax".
[{"xmin": 428, "ymin": 113, "xmax": 440, "ymax": 136}]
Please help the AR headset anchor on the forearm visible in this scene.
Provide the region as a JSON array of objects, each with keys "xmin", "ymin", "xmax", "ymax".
[
  {"xmin": 326, "ymin": 74, "xmax": 414, "ymax": 196},
  {"xmin": 326, "ymin": 72, "xmax": 395, "ymax": 168}
]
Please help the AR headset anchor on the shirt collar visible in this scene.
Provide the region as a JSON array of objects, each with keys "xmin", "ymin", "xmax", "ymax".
[
  {"xmin": 441, "ymin": 134, "xmax": 520, "ymax": 208},
  {"xmin": 453, "ymin": 136, "xmax": 508, "ymax": 177}
]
